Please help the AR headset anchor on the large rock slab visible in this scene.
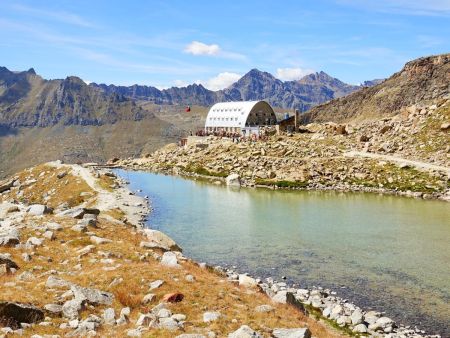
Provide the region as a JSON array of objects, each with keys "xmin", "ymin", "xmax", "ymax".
[
  {"xmin": 0, "ymin": 227, "xmax": 20, "ymax": 247},
  {"xmin": 0, "ymin": 178, "xmax": 15, "ymax": 193},
  {"xmin": 57, "ymin": 207, "xmax": 85, "ymax": 219},
  {"xmin": 272, "ymin": 328, "xmax": 311, "ymax": 338},
  {"xmin": 203, "ymin": 311, "xmax": 221, "ymax": 323},
  {"xmin": 238, "ymin": 274, "xmax": 258, "ymax": 288},
  {"xmin": 44, "ymin": 303, "xmax": 63, "ymax": 316},
  {"xmin": 0, "ymin": 254, "xmax": 19, "ymax": 270},
  {"xmin": 142, "ymin": 229, "xmax": 181, "ymax": 252},
  {"xmin": 160, "ymin": 251, "xmax": 181, "ymax": 268},
  {"xmin": 90, "ymin": 235, "xmax": 112, "ymax": 245},
  {"xmin": 46, "ymin": 276, "xmax": 73, "ymax": 289},
  {"xmin": 27, "ymin": 204, "xmax": 53, "ymax": 216},
  {"xmin": 226, "ymin": 173, "xmax": 241, "ymax": 187},
  {"xmin": 62, "ymin": 298, "xmax": 86, "ymax": 319},
  {"xmin": 0, "ymin": 302, "xmax": 44, "ymax": 326},
  {"xmin": 71, "ymin": 285, "xmax": 114, "ymax": 305}
]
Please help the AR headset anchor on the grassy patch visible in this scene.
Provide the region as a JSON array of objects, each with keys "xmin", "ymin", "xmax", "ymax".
[
  {"xmin": 104, "ymin": 207, "xmax": 126, "ymax": 221},
  {"xmin": 97, "ymin": 174, "xmax": 115, "ymax": 192},
  {"xmin": 185, "ymin": 164, "xmax": 229, "ymax": 178},
  {"xmin": 255, "ymin": 179, "xmax": 309, "ymax": 189},
  {"xmin": 113, "ymin": 283, "xmax": 143, "ymax": 309},
  {"xmin": 346, "ymin": 162, "xmax": 445, "ymax": 193},
  {"xmin": 304, "ymin": 304, "xmax": 362, "ymax": 337}
]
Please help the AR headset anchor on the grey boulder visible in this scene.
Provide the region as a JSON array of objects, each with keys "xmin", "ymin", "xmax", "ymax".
[
  {"xmin": 228, "ymin": 325, "xmax": 263, "ymax": 338},
  {"xmin": 27, "ymin": 204, "xmax": 52, "ymax": 216},
  {"xmin": 272, "ymin": 328, "xmax": 312, "ymax": 338}
]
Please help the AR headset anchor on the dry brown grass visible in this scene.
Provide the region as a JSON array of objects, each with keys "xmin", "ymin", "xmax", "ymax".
[
  {"xmin": 113, "ymin": 282, "xmax": 143, "ymax": 309},
  {"xmin": 1, "ymin": 164, "xmax": 96, "ymax": 208},
  {"xmin": 0, "ymin": 215, "xmax": 345, "ymax": 337},
  {"xmin": 97, "ymin": 174, "xmax": 115, "ymax": 192},
  {"xmin": 0, "ymin": 164, "xmax": 346, "ymax": 337},
  {"xmin": 104, "ymin": 207, "xmax": 126, "ymax": 221}
]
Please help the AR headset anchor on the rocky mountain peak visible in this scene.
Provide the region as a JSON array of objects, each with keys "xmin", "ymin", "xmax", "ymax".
[
  {"xmin": 242, "ymin": 68, "xmax": 278, "ymax": 82},
  {"xmin": 298, "ymin": 71, "xmax": 346, "ymax": 86}
]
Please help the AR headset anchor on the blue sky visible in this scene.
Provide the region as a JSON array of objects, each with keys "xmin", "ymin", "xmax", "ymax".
[{"xmin": 0, "ymin": 0, "xmax": 449, "ymax": 89}]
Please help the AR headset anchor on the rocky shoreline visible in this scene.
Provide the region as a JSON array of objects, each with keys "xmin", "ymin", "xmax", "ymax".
[
  {"xmin": 116, "ymin": 169, "xmax": 444, "ymax": 338},
  {"xmin": 116, "ymin": 165, "xmax": 450, "ymax": 203},
  {"xmin": 215, "ymin": 266, "xmax": 441, "ymax": 338}
]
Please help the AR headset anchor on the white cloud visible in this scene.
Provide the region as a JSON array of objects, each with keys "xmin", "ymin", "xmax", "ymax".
[
  {"xmin": 184, "ymin": 41, "xmax": 247, "ymax": 60},
  {"xmin": 275, "ymin": 67, "xmax": 314, "ymax": 81},
  {"xmin": 202, "ymin": 72, "xmax": 242, "ymax": 90},
  {"xmin": 184, "ymin": 41, "xmax": 220, "ymax": 56}
]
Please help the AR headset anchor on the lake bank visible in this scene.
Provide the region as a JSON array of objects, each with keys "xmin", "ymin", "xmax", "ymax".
[{"xmin": 118, "ymin": 169, "xmax": 450, "ymax": 337}]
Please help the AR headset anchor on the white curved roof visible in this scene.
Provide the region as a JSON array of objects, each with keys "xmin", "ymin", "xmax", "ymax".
[{"xmin": 205, "ymin": 101, "xmax": 271, "ymax": 128}]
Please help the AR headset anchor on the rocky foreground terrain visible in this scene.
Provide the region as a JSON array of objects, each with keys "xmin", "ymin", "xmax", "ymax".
[
  {"xmin": 0, "ymin": 162, "xmax": 349, "ymax": 337},
  {"xmin": 119, "ymin": 98, "xmax": 450, "ymax": 201}
]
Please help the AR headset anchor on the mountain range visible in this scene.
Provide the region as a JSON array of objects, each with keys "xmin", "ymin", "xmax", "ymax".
[
  {"xmin": 91, "ymin": 69, "xmax": 368, "ymax": 111},
  {"xmin": 0, "ymin": 66, "xmax": 379, "ymax": 129}
]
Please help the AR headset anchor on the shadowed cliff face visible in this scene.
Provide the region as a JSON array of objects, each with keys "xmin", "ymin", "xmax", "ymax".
[
  {"xmin": 0, "ymin": 67, "xmax": 179, "ymax": 177},
  {"xmin": 0, "ymin": 68, "xmax": 154, "ymax": 128},
  {"xmin": 301, "ymin": 53, "xmax": 450, "ymax": 123}
]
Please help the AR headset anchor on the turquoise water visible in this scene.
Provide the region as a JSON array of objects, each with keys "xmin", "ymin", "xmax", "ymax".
[{"xmin": 117, "ymin": 170, "xmax": 450, "ymax": 335}]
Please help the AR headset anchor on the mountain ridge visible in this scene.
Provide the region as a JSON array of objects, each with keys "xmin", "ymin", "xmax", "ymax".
[
  {"xmin": 301, "ymin": 53, "xmax": 450, "ymax": 123},
  {"xmin": 0, "ymin": 67, "xmax": 155, "ymax": 128},
  {"xmin": 89, "ymin": 68, "xmax": 369, "ymax": 110}
]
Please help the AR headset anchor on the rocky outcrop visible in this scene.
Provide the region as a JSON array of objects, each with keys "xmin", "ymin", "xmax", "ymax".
[
  {"xmin": 0, "ymin": 178, "xmax": 15, "ymax": 193},
  {"xmin": 302, "ymin": 53, "xmax": 450, "ymax": 123},
  {"xmin": 0, "ymin": 302, "xmax": 44, "ymax": 327}
]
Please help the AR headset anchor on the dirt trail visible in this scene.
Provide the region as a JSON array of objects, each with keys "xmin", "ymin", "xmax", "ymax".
[
  {"xmin": 47, "ymin": 161, "xmax": 148, "ymax": 226},
  {"xmin": 344, "ymin": 151, "xmax": 450, "ymax": 175}
]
